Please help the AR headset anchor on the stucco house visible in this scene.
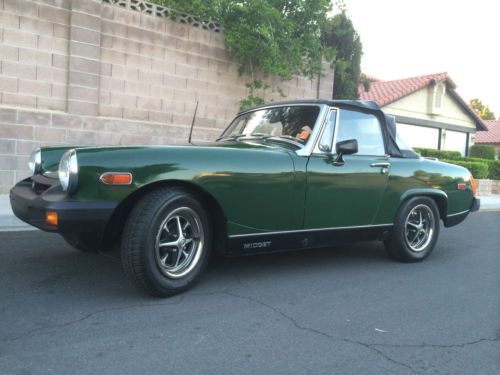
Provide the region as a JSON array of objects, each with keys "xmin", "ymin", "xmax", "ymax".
[
  {"xmin": 358, "ymin": 73, "xmax": 486, "ymax": 155},
  {"xmin": 475, "ymin": 120, "xmax": 500, "ymax": 159}
]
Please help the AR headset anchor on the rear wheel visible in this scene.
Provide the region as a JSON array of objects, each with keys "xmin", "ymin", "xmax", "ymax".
[
  {"xmin": 121, "ymin": 187, "xmax": 212, "ymax": 297},
  {"xmin": 384, "ymin": 197, "xmax": 440, "ymax": 262}
]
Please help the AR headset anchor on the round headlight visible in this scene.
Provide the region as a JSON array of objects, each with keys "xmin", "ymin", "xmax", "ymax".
[
  {"xmin": 28, "ymin": 148, "xmax": 42, "ymax": 174},
  {"xmin": 58, "ymin": 149, "xmax": 78, "ymax": 193}
]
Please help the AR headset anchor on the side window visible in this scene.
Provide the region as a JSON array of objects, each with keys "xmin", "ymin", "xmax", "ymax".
[{"xmin": 336, "ymin": 109, "xmax": 385, "ymax": 155}]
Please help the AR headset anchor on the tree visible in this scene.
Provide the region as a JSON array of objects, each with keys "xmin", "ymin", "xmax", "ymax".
[
  {"xmin": 321, "ymin": 11, "xmax": 363, "ymax": 99},
  {"xmin": 153, "ymin": 1, "xmax": 362, "ymax": 105},
  {"xmin": 470, "ymin": 98, "xmax": 496, "ymax": 120}
]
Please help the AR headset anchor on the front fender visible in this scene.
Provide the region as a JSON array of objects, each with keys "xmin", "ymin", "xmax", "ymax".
[{"xmin": 73, "ymin": 145, "xmax": 297, "ymax": 234}]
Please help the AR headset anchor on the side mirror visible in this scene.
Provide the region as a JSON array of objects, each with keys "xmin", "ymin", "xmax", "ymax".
[{"xmin": 334, "ymin": 139, "xmax": 358, "ymax": 165}]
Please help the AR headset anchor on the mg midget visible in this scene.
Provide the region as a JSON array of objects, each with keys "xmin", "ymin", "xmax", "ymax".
[{"xmin": 10, "ymin": 100, "xmax": 480, "ymax": 296}]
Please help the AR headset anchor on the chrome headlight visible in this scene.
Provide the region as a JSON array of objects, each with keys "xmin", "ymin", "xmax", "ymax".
[
  {"xmin": 58, "ymin": 149, "xmax": 78, "ymax": 193},
  {"xmin": 28, "ymin": 148, "xmax": 42, "ymax": 174}
]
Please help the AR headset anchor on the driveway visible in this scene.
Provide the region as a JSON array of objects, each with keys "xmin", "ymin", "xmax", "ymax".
[{"xmin": 0, "ymin": 212, "xmax": 498, "ymax": 374}]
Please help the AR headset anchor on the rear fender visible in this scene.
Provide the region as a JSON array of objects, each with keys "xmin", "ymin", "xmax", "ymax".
[{"xmin": 399, "ymin": 188, "xmax": 448, "ymax": 220}]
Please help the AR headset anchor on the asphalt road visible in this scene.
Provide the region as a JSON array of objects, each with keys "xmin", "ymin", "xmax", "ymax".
[{"xmin": 0, "ymin": 212, "xmax": 499, "ymax": 375}]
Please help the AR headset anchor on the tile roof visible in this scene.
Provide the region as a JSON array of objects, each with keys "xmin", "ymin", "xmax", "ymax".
[
  {"xmin": 358, "ymin": 72, "xmax": 451, "ymax": 106},
  {"xmin": 475, "ymin": 120, "xmax": 500, "ymax": 144},
  {"xmin": 358, "ymin": 72, "xmax": 487, "ymax": 131}
]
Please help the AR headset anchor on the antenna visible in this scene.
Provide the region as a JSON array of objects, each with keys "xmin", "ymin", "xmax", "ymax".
[{"xmin": 188, "ymin": 101, "xmax": 199, "ymax": 145}]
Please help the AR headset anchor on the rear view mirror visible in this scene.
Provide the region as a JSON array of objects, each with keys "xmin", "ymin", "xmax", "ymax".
[{"xmin": 334, "ymin": 139, "xmax": 358, "ymax": 165}]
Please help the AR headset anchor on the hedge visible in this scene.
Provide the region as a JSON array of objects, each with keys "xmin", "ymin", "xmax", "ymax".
[
  {"xmin": 469, "ymin": 144, "xmax": 496, "ymax": 160},
  {"xmin": 442, "ymin": 159, "xmax": 489, "ymax": 179},
  {"xmin": 414, "ymin": 147, "xmax": 500, "ymax": 180},
  {"xmin": 413, "ymin": 147, "xmax": 462, "ymax": 160},
  {"xmin": 456, "ymin": 158, "xmax": 500, "ymax": 179},
  {"xmin": 486, "ymin": 160, "xmax": 500, "ymax": 180},
  {"xmin": 464, "ymin": 156, "xmax": 490, "ymax": 163}
]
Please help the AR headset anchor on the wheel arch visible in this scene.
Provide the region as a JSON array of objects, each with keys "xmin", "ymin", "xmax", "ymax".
[
  {"xmin": 101, "ymin": 180, "xmax": 228, "ymax": 253},
  {"xmin": 399, "ymin": 188, "xmax": 448, "ymax": 221}
]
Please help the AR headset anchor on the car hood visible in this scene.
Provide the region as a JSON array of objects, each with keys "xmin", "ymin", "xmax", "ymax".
[{"xmin": 37, "ymin": 140, "xmax": 293, "ymax": 174}]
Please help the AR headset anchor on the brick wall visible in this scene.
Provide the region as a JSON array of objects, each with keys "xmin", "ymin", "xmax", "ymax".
[
  {"xmin": 477, "ymin": 179, "xmax": 500, "ymax": 196},
  {"xmin": 0, "ymin": 0, "xmax": 334, "ymax": 193},
  {"xmin": 0, "ymin": 0, "xmax": 70, "ymax": 111}
]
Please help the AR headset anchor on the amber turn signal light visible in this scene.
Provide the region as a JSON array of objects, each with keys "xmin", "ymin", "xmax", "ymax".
[
  {"xmin": 100, "ymin": 172, "xmax": 133, "ymax": 185},
  {"xmin": 45, "ymin": 211, "xmax": 58, "ymax": 226},
  {"xmin": 470, "ymin": 175, "xmax": 477, "ymax": 197}
]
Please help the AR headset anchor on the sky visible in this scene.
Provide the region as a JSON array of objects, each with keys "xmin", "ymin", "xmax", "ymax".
[{"xmin": 341, "ymin": 0, "xmax": 500, "ymax": 117}]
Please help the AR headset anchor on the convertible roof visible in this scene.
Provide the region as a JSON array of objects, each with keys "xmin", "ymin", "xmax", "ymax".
[
  {"xmin": 238, "ymin": 99, "xmax": 381, "ymax": 115},
  {"xmin": 237, "ymin": 99, "xmax": 415, "ymax": 158}
]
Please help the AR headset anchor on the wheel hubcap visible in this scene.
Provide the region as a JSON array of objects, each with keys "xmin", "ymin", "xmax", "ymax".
[
  {"xmin": 404, "ymin": 204, "xmax": 434, "ymax": 252},
  {"xmin": 154, "ymin": 207, "xmax": 204, "ymax": 279}
]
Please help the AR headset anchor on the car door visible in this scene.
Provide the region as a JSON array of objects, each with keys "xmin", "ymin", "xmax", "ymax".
[{"xmin": 304, "ymin": 107, "xmax": 390, "ymax": 229}]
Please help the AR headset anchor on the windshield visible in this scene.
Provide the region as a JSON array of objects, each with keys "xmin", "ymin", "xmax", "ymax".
[{"xmin": 219, "ymin": 105, "xmax": 320, "ymax": 145}]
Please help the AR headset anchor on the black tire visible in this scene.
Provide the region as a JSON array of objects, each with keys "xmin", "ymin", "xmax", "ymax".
[
  {"xmin": 384, "ymin": 197, "xmax": 440, "ymax": 262},
  {"xmin": 121, "ymin": 187, "xmax": 212, "ymax": 297},
  {"xmin": 61, "ymin": 233, "xmax": 100, "ymax": 253}
]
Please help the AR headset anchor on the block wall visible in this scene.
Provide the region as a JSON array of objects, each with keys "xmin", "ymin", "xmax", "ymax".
[{"xmin": 0, "ymin": 0, "xmax": 334, "ymax": 193}]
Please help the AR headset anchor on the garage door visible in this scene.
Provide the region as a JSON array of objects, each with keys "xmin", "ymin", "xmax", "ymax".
[{"xmin": 443, "ymin": 130, "xmax": 467, "ymax": 155}]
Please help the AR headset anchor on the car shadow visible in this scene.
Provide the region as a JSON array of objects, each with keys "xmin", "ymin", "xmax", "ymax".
[{"xmin": 0, "ymin": 230, "xmax": 391, "ymax": 300}]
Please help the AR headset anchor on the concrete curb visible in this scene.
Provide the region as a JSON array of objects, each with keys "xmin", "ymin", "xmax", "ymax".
[
  {"xmin": 0, "ymin": 194, "xmax": 35, "ymax": 231},
  {"xmin": 1, "ymin": 194, "xmax": 499, "ymax": 232}
]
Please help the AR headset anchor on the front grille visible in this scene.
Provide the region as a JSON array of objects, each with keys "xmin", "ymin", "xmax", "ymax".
[{"xmin": 31, "ymin": 174, "xmax": 57, "ymax": 195}]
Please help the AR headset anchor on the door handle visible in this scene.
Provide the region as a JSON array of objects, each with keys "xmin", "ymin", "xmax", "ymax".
[
  {"xmin": 370, "ymin": 162, "xmax": 390, "ymax": 168},
  {"xmin": 370, "ymin": 162, "xmax": 390, "ymax": 174}
]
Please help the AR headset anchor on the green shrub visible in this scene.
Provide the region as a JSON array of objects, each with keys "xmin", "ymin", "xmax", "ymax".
[
  {"xmin": 487, "ymin": 160, "xmax": 500, "ymax": 180},
  {"xmin": 469, "ymin": 144, "xmax": 495, "ymax": 160},
  {"xmin": 410, "ymin": 147, "xmax": 500, "ymax": 179},
  {"xmin": 442, "ymin": 159, "xmax": 489, "ymax": 179},
  {"xmin": 462, "ymin": 156, "xmax": 487, "ymax": 163},
  {"xmin": 414, "ymin": 147, "xmax": 462, "ymax": 160},
  {"xmin": 457, "ymin": 157, "xmax": 500, "ymax": 180}
]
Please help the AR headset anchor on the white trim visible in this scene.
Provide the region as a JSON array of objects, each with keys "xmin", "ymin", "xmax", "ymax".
[
  {"xmin": 229, "ymin": 223, "xmax": 393, "ymax": 238},
  {"xmin": 447, "ymin": 209, "xmax": 470, "ymax": 218}
]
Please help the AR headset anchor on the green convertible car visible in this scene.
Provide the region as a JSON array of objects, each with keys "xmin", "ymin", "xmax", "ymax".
[{"xmin": 10, "ymin": 100, "xmax": 480, "ymax": 296}]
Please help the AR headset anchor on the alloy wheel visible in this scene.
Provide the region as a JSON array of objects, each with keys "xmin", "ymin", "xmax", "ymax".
[
  {"xmin": 154, "ymin": 207, "xmax": 205, "ymax": 278},
  {"xmin": 404, "ymin": 204, "xmax": 435, "ymax": 252}
]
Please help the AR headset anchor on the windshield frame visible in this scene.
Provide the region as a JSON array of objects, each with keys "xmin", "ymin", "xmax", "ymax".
[{"xmin": 218, "ymin": 103, "xmax": 329, "ymax": 156}]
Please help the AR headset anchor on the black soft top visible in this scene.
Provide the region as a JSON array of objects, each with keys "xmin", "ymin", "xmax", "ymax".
[
  {"xmin": 238, "ymin": 99, "xmax": 381, "ymax": 115},
  {"xmin": 237, "ymin": 99, "xmax": 419, "ymax": 158}
]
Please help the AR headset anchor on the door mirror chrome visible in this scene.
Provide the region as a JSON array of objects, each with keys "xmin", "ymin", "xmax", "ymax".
[{"xmin": 334, "ymin": 139, "xmax": 358, "ymax": 165}]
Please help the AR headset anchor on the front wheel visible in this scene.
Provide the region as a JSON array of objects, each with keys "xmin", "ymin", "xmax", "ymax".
[
  {"xmin": 384, "ymin": 197, "xmax": 440, "ymax": 262},
  {"xmin": 121, "ymin": 188, "xmax": 212, "ymax": 297}
]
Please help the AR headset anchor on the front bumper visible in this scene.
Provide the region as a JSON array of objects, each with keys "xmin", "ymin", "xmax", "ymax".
[{"xmin": 10, "ymin": 176, "xmax": 116, "ymax": 233}]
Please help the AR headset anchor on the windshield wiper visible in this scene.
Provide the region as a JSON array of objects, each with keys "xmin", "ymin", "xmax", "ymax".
[
  {"xmin": 262, "ymin": 135, "xmax": 303, "ymax": 148},
  {"xmin": 216, "ymin": 133, "xmax": 303, "ymax": 148},
  {"xmin": 216, "ymin": 135, "xmax": 236, "ymax": 141},
  {"xmin": 242, "ymin": 133, "xmax": 268, "ymax": 138},
  {"xmin": 216, "ymin": 133, "xmax": 268, "ymax": 142}
]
